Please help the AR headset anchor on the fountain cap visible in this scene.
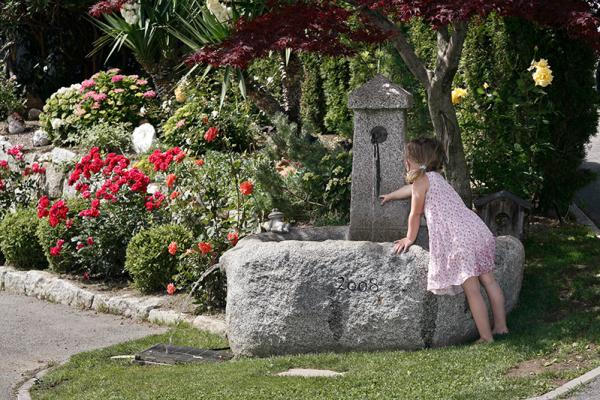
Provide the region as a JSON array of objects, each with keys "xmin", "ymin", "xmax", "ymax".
[
  {"xmin": 348, "ymin": 74, "xmax": 413, "ymax": 110},
  {"xmin": 268, "ymin": 209, "xmax": 285, "ymax": 221}
]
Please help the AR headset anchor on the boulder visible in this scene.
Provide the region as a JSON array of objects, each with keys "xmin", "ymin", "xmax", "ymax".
[
  {"xmin": 44, "ymin": 163, "xmax": 65, "ymax": 198},
  {"xmin": 51, "ymin": 147, "xmax": 77, "ymax": 164},
  {"xmin": 28, "ymin": 108, "xmax": 43, "ymax": 121},
  {"xmin": 132, "ymin": 123, "xmax": 156, "ymax": 154},
  {"xmin": 32, "ymin": 129, "xmax": 50, "ymax": 147},
  {"xmin": 7, "ymin": 114, "xmax": 26, "ymax": 134},
  {"xmin": 220, "ymin": 228, "xmax": 524, "ymax": 357}
]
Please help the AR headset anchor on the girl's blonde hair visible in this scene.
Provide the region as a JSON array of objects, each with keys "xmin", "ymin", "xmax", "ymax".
[{"xmin": 405, "ymin": 137, "xmax": 445, "ymax": 184}]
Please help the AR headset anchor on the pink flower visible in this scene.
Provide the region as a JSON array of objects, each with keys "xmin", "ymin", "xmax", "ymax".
[
  {"xmin": 111, "ymin": 74, "xmax": 124, "ymax": 83},
  {"xmin": 76, "ymin": 243, "xmax": 85, "ymax": 251},
  {"xmin": 167, "ymin": 283, "xmax": 176, "ymax": 295},
  {"xmin": 92, "ymin": 92, "xmax": 107, "ymax": 102},
  {"xmin": 87, "ymin": 236, "xmax": 94, "ymax": 246},
  {"xmin": 112, "ymin": 88, "xmax": 125, "ymax": 94},
  {"xmin": 65, "ymin": 219, "xmax": 74, "ymax": 229},
  {"xmin": 204, "ymin": 127, "xmax": 218, "ymax": 143},
  {"xmin": 82, "ymin": 271, "xmax": 90, "ymax": 280},
  {"xmin": 0, "ymin": 160, "xmax": 8, "ymax": 169},
  {"xmin": 176, "ymin": 119, "xmax": 186, "ymax": 128},
  {"xmin": 227, "ymin": 231, "xmax": 239, "ymax": 246},
  {"xmin": 108, "ymin": 68, "xmax": 121, "ymax": 74},
  {"xmin": 198, "ymin": 242, "xmax": 212, "ymax": 255},
  {"xmin": 81, "ymin": 79, "xmax": 95, "ymax": 90},
  {"xmin": 168, "ymin": 241, "xmax": 177, "ymax": 255},
  {"xmin": 142, "ymin": 90, "xmax": 156, "ymax": 98},
  {"xmin": 136, "ymin": 79, "xmax": 148, "ymax": 86}
]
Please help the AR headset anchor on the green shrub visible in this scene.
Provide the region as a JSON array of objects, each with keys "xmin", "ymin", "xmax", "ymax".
[
  {"xmin": 162, "ymin": 75, "xmax": 263, "ymax": 156},
  {"xmin": 125, "ymin": 224, "xmax": 194, "ymax": 293},
  {"xmin": 40, "ymin": 69, "xmax": 159, "ymax": 146},
  {"xmin": 255, "ymin": 115, "xmax": 352, "ymax": 223},
  {"xmin": 0, "ymin": 67, "xmax": 25, "ymax": 119},
  {"xmin": 0, "ymin": 208, "xmax": 47, "ymax": 269},
  {"xmin": 36, "ymin": 198, "xmax": 87, "ymax": 274},
  {"xmin": 457, "ymin": 15, "xmax": 599, "ymax": 212},
  {"xmin": 176, "ymin": 251, "xmax": 226, "ymax": 313},
  {"xmin": 39, "ymin": 83, "xmax": 84, "ymax": 144},
  {"xmin": 78, "ymin": 121, "xmax": 132, "ymax": 153}
]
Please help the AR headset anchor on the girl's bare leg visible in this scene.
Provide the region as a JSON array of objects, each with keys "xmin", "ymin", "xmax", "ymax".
[
  {"xmin": 479, "ymin": 272, "xmax": 508, "ymax": 334},
  {"xmin": 462, "ymin": 276, "xmax": 493, "ymax": 342}
]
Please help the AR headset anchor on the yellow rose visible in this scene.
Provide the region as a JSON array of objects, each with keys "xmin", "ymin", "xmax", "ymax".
[
  {"xmin": 451, "ymin": 88, "xmax": 468, "ymax": 105},
  {"xmin": 528, "ymin": 58, "xmax": 549, "ymax": 71},
  {"xmin": 174, "ymin": 86, "xmax": 187, "ymax": 103},
  {"xmin": 532, "ymin": 66, "xmax": 553, "ymax": 87}
]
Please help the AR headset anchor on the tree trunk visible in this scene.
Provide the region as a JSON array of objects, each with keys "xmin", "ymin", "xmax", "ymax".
[
  {"xmin": 279, "ymin": 51, "xmax": 303, "ymax": 129},
  {"xmin": 427, "ymin": 85, "xmax": 472, "ymax": 206},
  {"xmin": 144, "ymin": 58, "xmax": 179, "ymax": 100}
]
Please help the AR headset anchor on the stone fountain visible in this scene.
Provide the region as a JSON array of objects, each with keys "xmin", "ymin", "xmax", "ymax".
[{"xmin": 219, "ymin": 75, "xmax": 525, "ymax": 357}]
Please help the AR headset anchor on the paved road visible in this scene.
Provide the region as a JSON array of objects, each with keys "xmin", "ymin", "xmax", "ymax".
[
  {"xmin": 0, "ymin": 291, "xmax": 165, "ymax": 400},
  {"xmin": 564, "ymin": 377, "xmax": 600, "ymax": 400},
  {"xmin": 575, "ymin": 132, "xmax": 600, "ymax": 227}
]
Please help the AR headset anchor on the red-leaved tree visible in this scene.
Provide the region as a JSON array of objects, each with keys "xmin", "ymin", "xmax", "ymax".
[{"xmin": 188, "ymin": 0, "xmax": 600, "ymax": 205}]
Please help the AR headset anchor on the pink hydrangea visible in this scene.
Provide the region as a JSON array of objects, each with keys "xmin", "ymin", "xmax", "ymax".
[
  {"xmin": 143, "ymin": 90, "xmax": 156, "ymax": 99},
  {"xmin": 136, "ymin": 79, "xmax": 148, "ymax": 86},
  {"xmin": 111, "ymin": 74, "xmax": 124, "ymax": 83},
  {"xmin": 81, "ymin": 79, "xmax": 96, "ymax": 91},
  {"xmin": 112, "ymin": 88, "xmax": 125, "ymax": 94}
]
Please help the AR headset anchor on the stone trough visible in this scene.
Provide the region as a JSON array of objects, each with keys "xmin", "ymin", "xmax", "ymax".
[
  {"xmin": 218, "ymin": 75, "xmax": 526, "ymax": 357},
  {"xmin": 219, "ymin": 227, "xmax": 524, "ymax": 357}
]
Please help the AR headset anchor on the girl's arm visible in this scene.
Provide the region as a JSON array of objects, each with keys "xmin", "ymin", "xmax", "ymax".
[
  {"xmin": 379, "ymin": 184, "xmax": 412, "ymax": 205},
  {"xmin": 393, "ymin": 176, "xmax": 428, "ymax": 253}
]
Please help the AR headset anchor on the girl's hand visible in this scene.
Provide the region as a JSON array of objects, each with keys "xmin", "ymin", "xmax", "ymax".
[
  {"xmin": 379, "ymin": 194, "xmax": 391, "ymax": 206},
  {"xmin": 393, "ymin": 238, "xmax": 414, "ymax": 254}
]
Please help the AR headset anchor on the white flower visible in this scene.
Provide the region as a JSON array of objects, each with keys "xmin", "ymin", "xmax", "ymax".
[
  {"xmin": 146, "ymin": 183, "xmax": 159, "ymax": 194},
  {"xmin": 206, "ymin": 0, "xmax": 231, "ymax": 23},
  {"xmin": 139, "ymin": 106, "xmax": 147, "ymax": 116},
  {"xmin": 120, "ymin": 1, "xmax": 140, "ymax": 25},
  {"xmin": 51, "ymin": 118, "xmax": 64, "ymax": 130},
  {"xmin": 266, "ymin": 76, "xmax": 274, "ymax": 85},
  {"xmin": 132, "ymin": 123, "xmax": 156, "ymax": 154},
  {"xmin": 211, "ymin": 110, "xmax": 219, "ymax": 118}
]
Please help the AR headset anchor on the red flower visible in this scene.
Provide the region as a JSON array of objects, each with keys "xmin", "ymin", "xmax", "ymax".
[
  {"xmin": 82, "ymin": 271, "xmax": 90, "ymax": 281},
  {"xmin": 0, "ymin": 179, "xmax": 4, "ymax": 191},
  {"xmin": 0, "ymin": 160, "xmax": 8, "ymax": 169},
  {"xmin": 66, "ymin": 219, "xmax": 74, "ymax": 229},
  {"xmin": 170, "ymin": 191, "xmax": 180, "ymax": 200},
  {"xmin": 87, "ymin": 236, "xmax": 94, "ymax": 246},
  {"xmin": 204, "ymin": 127, "xmax": 219, "ymax": 143},
  {"xmin": 198, "ymin": 241, "xmax": 212, "ymax": 255},
  {"xmin": 168, "ymin": 241, "xmax": 178, "ymax": 255},
  {"xmin": 175, "ymin": 152, "xmax": 186, "ymax": 163},
  {"xmin": 37, "ymin": 196, "xmax": 50, "ymax": 218},
  {"xmin": 227, "ymin": 231, "xmax": 239, "ymax": 246},
  {"xmin": 167, "ymin": 283, "xmax": 176, "ymax": 295},
  {"xmin": 76, "ymin": 242, "xmax": 85, "ymax": 250},
  {"xmin": 50, "ymin": 246, "xmax": 61, "ymax": 256},
  {"xmin": 165, "ymin": 173, "xmax": 176, "ymax": 188},
  {"xmin": 48, "ymin": 200, "xmax": 69, "ymax": 227},
  {"xmin": 194, "ymin": 159, "xmax": 205, "ymax": 167},
  {"xmin": 239, "ymin": 181, "xmax": 254, "ymax": 196}
]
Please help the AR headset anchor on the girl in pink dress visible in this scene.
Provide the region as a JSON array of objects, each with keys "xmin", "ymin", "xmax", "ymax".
[{"xmin": 380, "ymin": 137, "xmax": 508, "ymax": 343}]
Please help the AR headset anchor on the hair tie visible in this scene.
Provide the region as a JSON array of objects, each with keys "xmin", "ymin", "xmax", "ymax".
[{"xmin": 419, "ymin": 164, "xmax": 427, "ymax": 171}]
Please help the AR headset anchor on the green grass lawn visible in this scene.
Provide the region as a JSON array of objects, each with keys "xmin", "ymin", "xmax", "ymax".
[{"xmin": 31, "ymin": 221, "xmax": 600, "ymax": 400}]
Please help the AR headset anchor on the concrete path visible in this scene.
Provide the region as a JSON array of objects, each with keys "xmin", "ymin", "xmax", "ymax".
[
  {"xmin": 563, "ymin": 377, "xmax": 600, "ymax": 400},
  {"xmin": 575, "ymin": 132, "xmax": 600, "ymax": 227},
  {"xmin": 0, "ymin": 291, "xmax": 165, "ymax": 400}
]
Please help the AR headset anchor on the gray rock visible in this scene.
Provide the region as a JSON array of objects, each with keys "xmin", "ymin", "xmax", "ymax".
[
  {"xmin": 62, "ymin": 179, "xmax": 78, "ymax": 199},
  {"xmin": 32, "ymin": 129, "xmax": 50, "ymax": 147},
  {"xmin": 44, "ymin": 163, "xmax": 65, "ymax": 198},
  {"xmin": 51, "ymin": 147, "xmax": 77, "ymax": 164},
  {"xmin": 347, "ymin": 74, "xmax": 414, "ymax": 243},
  {"xmin": 192, "ymin": 315, "xmax": 227, "ymax": 337},
  {"xmin": 28, "ymin": 108, "xmax": 43, "ymax": 121},
  {"xmin": 7, "ymin": 115, "xmax": 26, "ymax": 134},
  {"xmin": 220, "ymin": 233, "xmax": 524, "ymax": 357}
]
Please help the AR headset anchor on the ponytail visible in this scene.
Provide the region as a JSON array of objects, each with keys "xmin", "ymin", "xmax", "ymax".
[{"xmin": 406, "ymin": 164, "xmax": 427, "ymax": 184}]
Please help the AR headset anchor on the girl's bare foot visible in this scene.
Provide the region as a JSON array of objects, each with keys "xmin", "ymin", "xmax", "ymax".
[
  {"xmin": 474, "ymin": 337, "xmax": 494, "ymax": 345},
  {"xmin": 492, "ymin": 328, "xmax": 509, "ymax": 335}
]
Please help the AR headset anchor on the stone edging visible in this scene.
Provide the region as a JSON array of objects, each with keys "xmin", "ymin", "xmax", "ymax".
[
  {"xmin": 0, "ymin": 266, "xmax": 227, "ymax": 338},
  {"xmin": 16, "ymin": 362, "xmax": 60, "ymax": 400},
  {"xmin": 526, "ymin": 364, "xmax": 600, "ymax": 400}
]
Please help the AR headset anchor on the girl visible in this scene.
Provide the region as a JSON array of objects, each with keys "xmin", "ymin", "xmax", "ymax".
[{"xmin": 379, "ymin": 137, "xmax": 508, "ymax": 343}]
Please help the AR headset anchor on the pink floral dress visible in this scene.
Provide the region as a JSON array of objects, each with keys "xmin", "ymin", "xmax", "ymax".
[{"xmin": 423, "ymin": 171, "xmax": 495, "ymax": 295}]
